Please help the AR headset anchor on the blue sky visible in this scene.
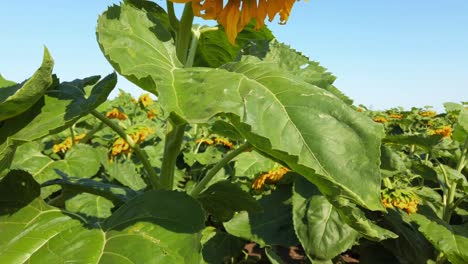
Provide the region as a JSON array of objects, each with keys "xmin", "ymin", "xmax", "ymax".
[{"xmin": 1, "ymin": 0, "xmax": 467, "ymax": 111}]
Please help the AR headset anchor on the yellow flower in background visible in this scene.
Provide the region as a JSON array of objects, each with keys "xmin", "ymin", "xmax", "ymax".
[
  {"xmin": 419, "ymin": 110, "xmax": 437, "ymax": 117},
  {"xmin": 106, "ymin": 108, "xmax": 128, "ymax": 120},
  {"xmin": 52, "ymin": 133, "xmax": 86, "ymax": 153},
  {"xmin": 147, "ymin": 109, "xmax": 158, "ymax": 120},
  {"xmin": 356, "ymin": 107, "xmax": 364, "ymax": 112},
  {"xmin": 196, "ymin": 138, "xmax": 215, "ymax": 145},
  {"xmin": 110, "ymin": 128, "xmax": 155, "ymax": 157},
  {"xmin": 139, "ymin": 94, "xmax": 154, "ymax": 107},
  {"xmin": 252, "ymin": 166, "xmax": 290, "ymax": 190},
  {"xmin": 389, "ymin": 113, "xmax": 403, "ymax": 119},
  {"xmin": 372, "ymin": 116, "xmax": 388, "ymax": 123},
  {"xmin": 381, "ymin": 189, "xmax": 419, "ymax": 214},
  {"xmin": 169, "ymin": 0, "xmax": 302, "ymax": 44},
  {"xmin": 428, "ymin": 125, "xmax": 452, "ymax": 139},
  {"xmin": 214, "ymin": 137, "xmax": 234, "ymax": 149}
]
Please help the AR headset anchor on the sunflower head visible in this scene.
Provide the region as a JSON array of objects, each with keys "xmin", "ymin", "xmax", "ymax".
[{"xmin": 170, "ymin": 0, "xmax": 302, "ymax": 44}]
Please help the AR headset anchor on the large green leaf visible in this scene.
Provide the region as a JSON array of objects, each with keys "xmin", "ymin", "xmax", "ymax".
[
  {"xmin": 12, "ymin": 143, "xmax": 101, "ymax": 198},
  {"xmin": 242, "ymin": 40, "xmax": 353, "ymax": 105},
  {"xmin": 380, "ymin": 209, "xmax": 433, "ymax": 264},
  {"xmin": 0, "ymin": 47, "xmax": 54, "ymax": 121},
  {"xmin": 103, "ymin": 190, "xmax": 205, "ymax": 263},
  {"xmin": 197, "ymin": 180, "xmax": 261, "ymax": 222},
  {"xmin": 0, "ymin": 190, "xmax": 205, "ymax": 263},
  {"xmin": 292, "ymin": 176, "xmax": 359, "ymax": 261},
  {"xmin": 97, "ymin": 3, "xmax": 383, "ymax": 211},
  {"xmin": 0, "ymin": 73, "xmax": 117, "ymax": 145},
  {"xmin": 411, "ymin": 213, "xmax": 468, "ymax": 264},
  {"xmin": 223, "ymin": 185, "xmax": 298, "ymax": 247}
]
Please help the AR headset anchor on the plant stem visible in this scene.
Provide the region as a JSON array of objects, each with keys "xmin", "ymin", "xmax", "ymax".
[
  {"xmin": 159, "ymin": 115, "xmax": 187, "ymax": 190},
  {"xmin": 91, "ymin": 110, "xmax": 160, "ymax": 189},
  {"xmin": 439, "ymin": 163, "xmax": 457, "ymax": 222},
  {"xmin": 81, "ymin": 123, "xmax": 104, "ymax": 143},
  {"xmin": 190, "ymin": 142, "xmax": 251, "ymax": 198},
  {"xmin": 456, "ymin": 136, "xmax": 468, "ymax": 172},
  {"xmin": 185, "ymin": 26, "xmax": 201, "ymax": 67},
  {"xmin": 175, "ymin": 3, "xmax": 194, "ymax": 65},
  {"xmin": 166, "ymin": 0, "xmax": 179, "ymax": 33}
]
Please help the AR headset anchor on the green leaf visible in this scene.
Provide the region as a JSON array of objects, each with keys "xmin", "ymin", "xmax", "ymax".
[
  {"xmin": 0, "ymin": 139, "xmax": 16, "ymax": 176},
  {"xmin": 104, "ymin": 160, "xmax": 147, "ymax": 191},
  {"xmin": 103, "ymin": 190, "xmax": 205, "ymax": 263},
  {"xmin": 0, "ymin": 170, "xmax": 40, "ymax": 215},
  {"xmin": 97, "ymin": 3, "xmax": 384, "ymax": 211},
  {"xmin": 234, "ymin": 151, "xmax": 277, "ymax": 179},
  {"xmin": 211, "ymin": 120, "xmax": 244, "ymax": 141},
  {"xmin": 42, "ymin": 177, "xmax": 137, "ymax": 204},
  {"xmin": 12, "ymin": 143, "xmax": 101, "ymax": 198},
  {"xmin": 0, "ymin": 47, "xmax": 54, "ymax": 121},
  {"xmin": 224, "ymin": 185, "xmax": 298, "ymax": 247},
  {"xmin": 65, "ymin": 193, "xmax": 114, "ymax": 219},
  {"xmin": 197, "ymin": 180, "xmax": 261, "ymax": 222},
  {"xmin": 200, "ymin": 227, "xmax": 245, "ymax": 264},
  {"xmin": 0, "ymin": 190, "xmax": 205, "ymax": 263},
  {"xmin": 242, "ymin": 40, "xmax": 353, "ymax": 105},
  {"xmin": 380, "ymin": 209, "xmax": 433, "ymax": 264},
  {"xmin": 183, "ymin": 146, "xmax": 223, "ymax": 166},
  {"xmin": 0, "ymin": 73, "xmax": 116, "ymax": 145},
  {"xmin": 97, "ymin": 3, "xmax": 177, "ymax": 95},
  {"xmin": 194, "ymin": 22, "xmax": 274, "ymax": 68},
  {"xmin": 411, "ymin": 213, "xmax": 468, "ymax": 264},
  {"xmin": 329, "ymin": 197, "xmax": 397, "ymax": 241},
  {"xmin": 0, "ymin": 199, "xmax": 96, "ymax": 263},
  {"xmin": 292, "ymin": 176, "xmax": 359, "ymax": 261},
  {"xmin": 380, "ymin": 145, "xmax": 406, "ymax": 172},
  {"xmin": 0, "ymin": 74, "xmax": 16, "ymax": 87},
  {"xmin": 383, "ymin": 134, "xmax": 442, "ymax": 151},
  {"xmin": 453, "ymin": 108, "xmax": 468, "ymax": 143},
  {"xmin": 444, "ymin": 102, "xmax": 464, "ymax": 113}
]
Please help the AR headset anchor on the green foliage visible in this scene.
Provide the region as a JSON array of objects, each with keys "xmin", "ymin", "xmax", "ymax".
[
  {"xmin": 224, "ymin": 185, "xmax": 299, "ymax": 247},
  {"xmin": 197, "ymin": 180, "xmax": 261, "ymax": 222},
  {"xmin": 1, "ymin": 0, "xmax": 466, "ymax": 263},
  {"xmin": 0, "ymin": 48, "xmax": 53, "ymax": 121},
  {"xmin": 292, "ymin": 176, "xmax": 359, "ymax": 261}
]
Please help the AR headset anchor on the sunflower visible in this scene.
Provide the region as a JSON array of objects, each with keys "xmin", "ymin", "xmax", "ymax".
[{"xmin": 169, "ymin": 0, "xmax": 301, "ymax": 44}]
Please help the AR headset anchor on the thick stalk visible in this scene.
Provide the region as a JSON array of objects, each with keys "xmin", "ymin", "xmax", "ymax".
[
  {"xmin": 185, "ymin": 26, "xmax": 200, "ymax": 67},
  {"xmin": 159, "ymin": 117, "xmax": 187, "ymax": 190},
  {"xmin": 91, "ymin": 110, "xmax": 160, "ymax": 189},
  {"xmin": 175, "ymin": 3, "xmax": 194, "ymax": 65},
  {"xmin": 190, "ymin": 143, "xmax": 251, "ymax": 197}
]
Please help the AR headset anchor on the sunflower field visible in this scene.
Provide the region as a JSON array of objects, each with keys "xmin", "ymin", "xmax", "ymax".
[{"xmin": 1, "ymin": 0, "xmax": 467, "ymax": 263}]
